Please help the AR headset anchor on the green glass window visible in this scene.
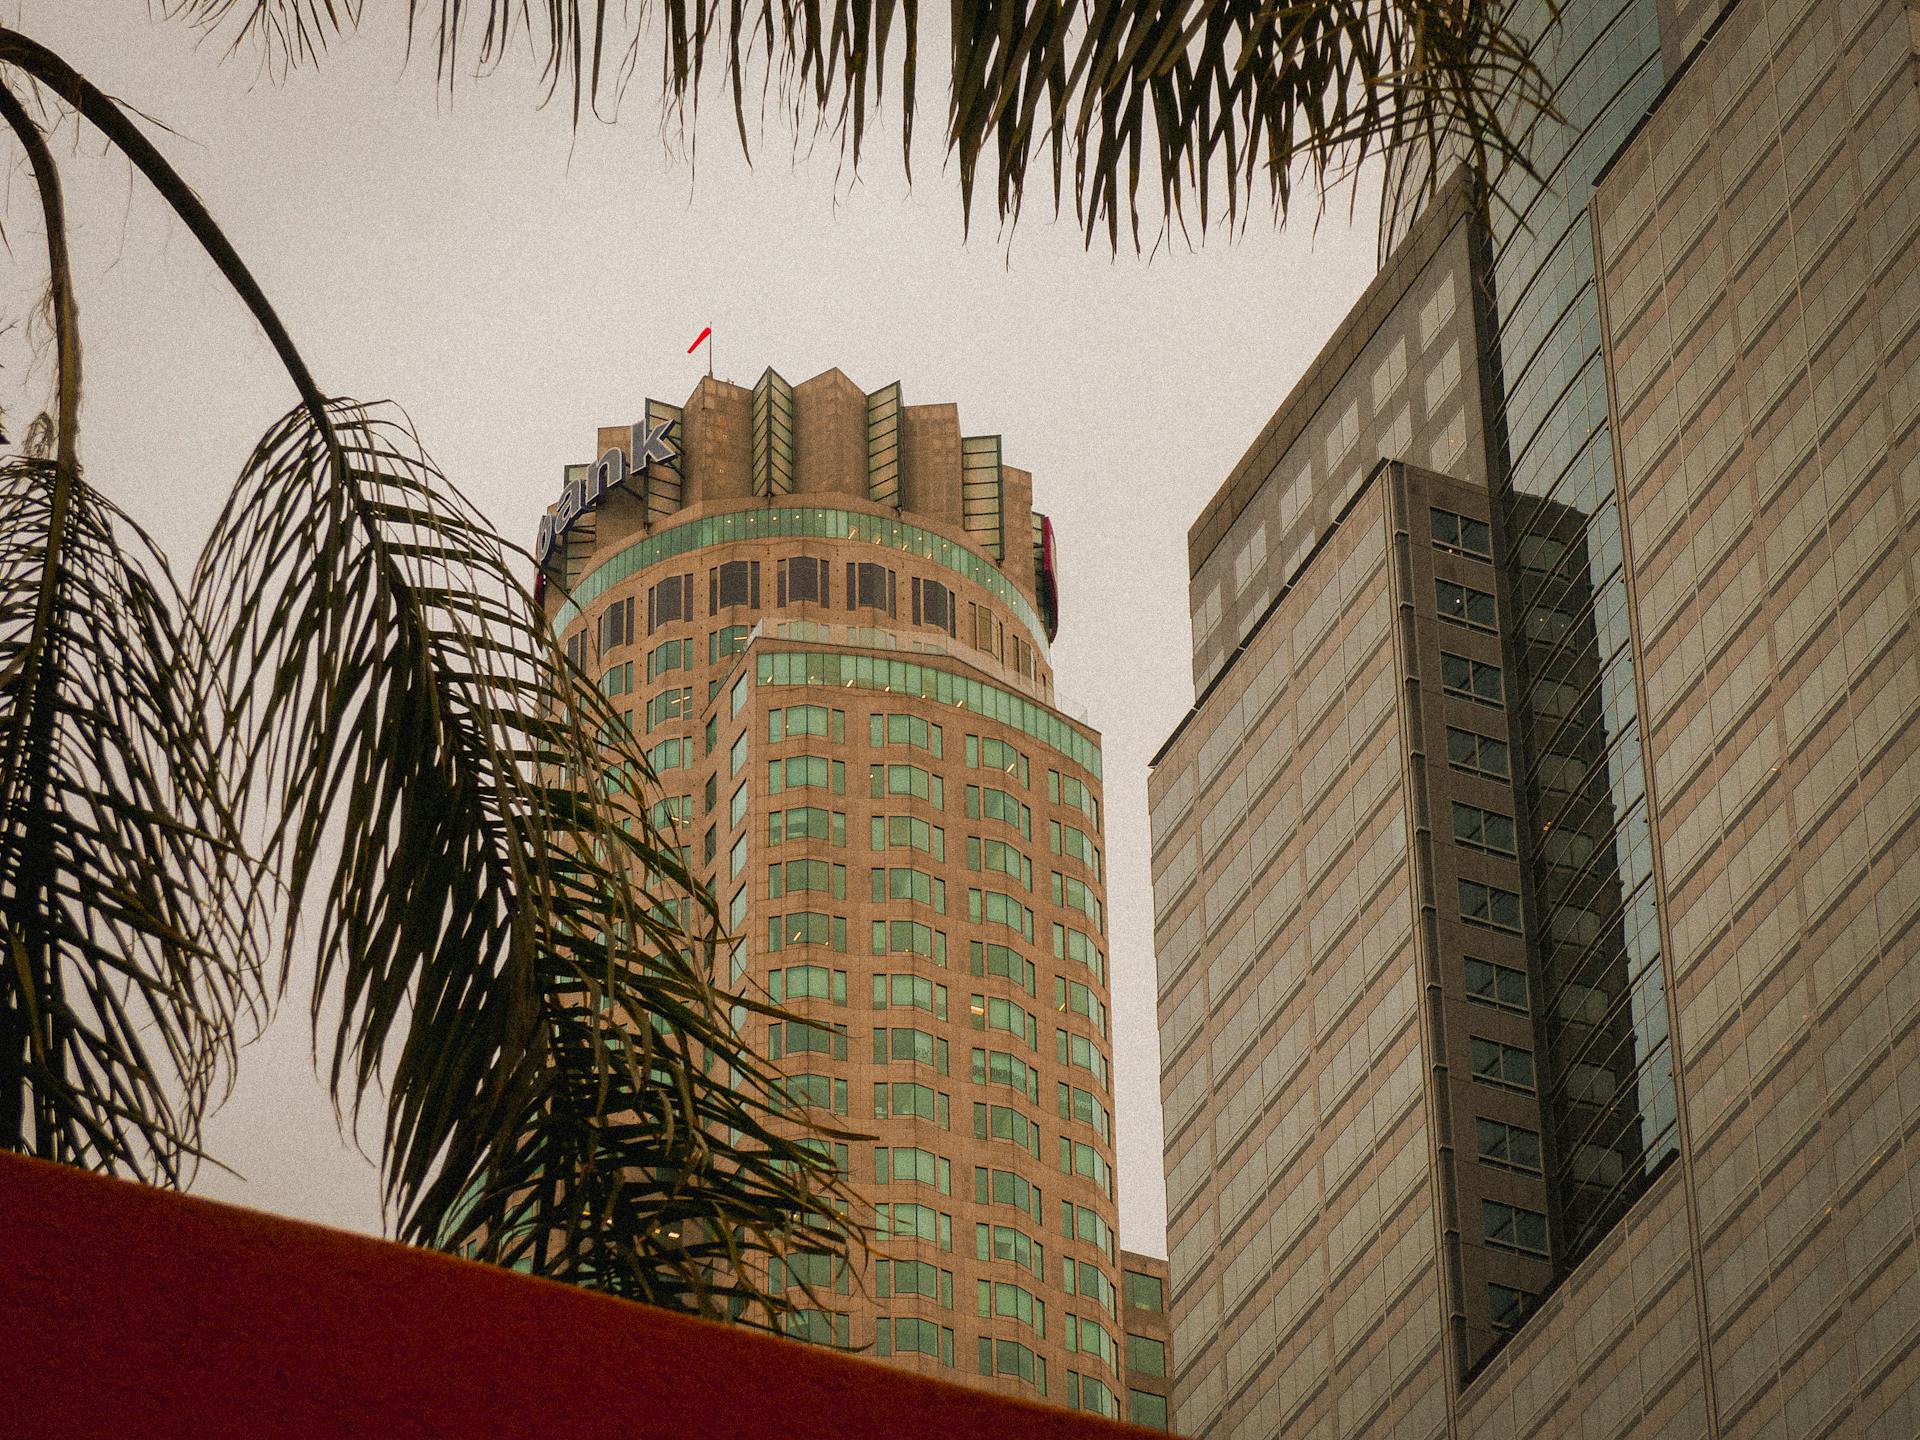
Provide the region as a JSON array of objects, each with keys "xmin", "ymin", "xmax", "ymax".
[
  {"xmin": 871, "ymin": 814, "xmax": 945, "ymax": 859},
  {"xmin": 970, "ymin": 994, "xmax": 1037, "ymax": 1048},
  {"xmin": 968, "ymin": 888, "xmax": 1034, "ymax": 941},
  {"xmin": 968, "ymin": 836, "xmax": 1033, "ymax": 889},
  {"xmin": 1056, "ymin": 1029, "xmax": 1110, "ymax": 1089},
  {"xmin": 972, "ymin": 1101, "xmax": 1042, "ymax": 1157},
  {"xmin": 769, "ymin": 858, "xmax": 846, "ymax": 899},
  {"xmin": 971, "ymin": 1047, "xmax": 1041, "ymax": 1104},
  {"xmin": 870, "ymin": 919, "xmax": 948, "ymax": 966},
  {"xmin": 972, "ymin": 735, "xmax": 1029, "ymax": 785},
  {"xmin": 975, "ymin": 1221, "xmax": 1045, "ymax": 1279},
  {"xmin": 768, "ymin": 754, "xmax": 845, "ymax": 795},
  {"xmin": 874, "ymin": 1259, "xmax": 952, "ymax": 1308},
  {"xmin": 1065, "ymin": 1202, "xmax": 1116, "ymax": 1261},
  {"xmin": 766, "ymin": 911, "xmax": 847, "ymax": 953},
  {"xmin": 870, "ymin": 865, "xmax": 947, "ymax": 912},
  {"xmin": 769, "ymin": 1020, "xmax": 847, "ymax": 1060},
  {"xmin": 769, "ymin": 806, "xmax": 845, "ymax": 847},
  {"xmin": 874, "ymin": 1081, "xmax": 950, "ymax": 1129},
  {"xmin": 869, "ymin": 762, "xmax": 943, "ymax": 808},
  {"xmin": 974, "ymin": 1165, "xmax": 1043, "ymax": 1222},
  {"xmin": 1059, "ymin": 1137, "xmax": 1113, "ymax": 1196},
  {"xmin": 1052, "ymin": 925, "xmax": 1107, "ymax": 985},
  {"xmin": 1061, "ymin": 1257, "xmax": 1115, "ymax": 1316},
  {"xmin": 776, "ymin": 1073, "xmax": 848, "ymax": 1116},
  {"xmin": 1056, "ymin": 1082, "xmax": 1111, "ymax": 1142},
  {"xmin": 1128, "ymin": 1389, "xmax": 1169, "ymax": 1430},
  {"xmin": 1053, "ymin": 977, "xmax": 1107, "ymax": 1037},
  {"xmin": 875, "ymin": 1202, "xmax": 952, "ymax": 1251},
  {"xmin": 1125, "ymin": 1334, "xmax": 1166, "ymax": 1379},
  {"xmin": 876, "ymin": 1146, "xmax": 951, "ymax": 1194},
  {"xmin": 769, "ymin": 965, "xmax": 846, "ymax": 1005},
  {"xmin": 769, "ymin": 703, "xmax": 843, "ymax": 743},
  {"xmin": 970, "ymin": 941, "xmax": 1036, "ymax": 996},
  {"xmin": 966, "ymin": 784, "xmax": 1031, "ymax": 837},
  {"xmin": 871, "ymin": 972, "xmax": 948, "ymax": 1020},
  {"xmin": 869, "ymin": 713, "xmax": 943, "ymax": 757},
  {"xmin": 873, "ymin": 1026, "xmax": 949, "ymax": 1074}
]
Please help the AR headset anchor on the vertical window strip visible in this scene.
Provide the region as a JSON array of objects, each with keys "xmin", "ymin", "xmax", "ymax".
[
  {"xmin": 961, "ymin": 434, "xmax": 1004, "ymax": 560},
  {"xmin": 867, "ymin": 380, "xmax": 902, "ymax": 506}
]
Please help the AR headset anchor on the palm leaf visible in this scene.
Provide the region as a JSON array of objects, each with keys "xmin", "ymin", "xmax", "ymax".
[
  {"xmin": 0, "ymin": 456, "xmax": 265, "ymax": 1177},
  {"xmin": 193, "ymin": 399, "xmax": 861, "ymax": 1314},
  {"xmin": 166, "ymin": 0, "xmax": 1554, "ymax": 244}
]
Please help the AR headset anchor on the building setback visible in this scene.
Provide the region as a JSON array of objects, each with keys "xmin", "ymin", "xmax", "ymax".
[
  {"xmin": 1151, "ymin": 171, "xmax": 1508, "ymax": 1437},
  {"xmin": 1120, "ymin": 1251, "xmax": 1176, "ymax": 1430},
  {"xmin": 538, "ymin": 367, "xmax": 1132, "ymax": 1417},
  {"xmin": 1154, "ymin": 0, "xmax": 1920, "ymax": 1436}
]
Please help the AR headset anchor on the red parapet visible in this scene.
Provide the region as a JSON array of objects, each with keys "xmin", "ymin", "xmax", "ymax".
[{"xmin": 0, "ymin": 1152, "xmax": 1154, "ymax": 1439}]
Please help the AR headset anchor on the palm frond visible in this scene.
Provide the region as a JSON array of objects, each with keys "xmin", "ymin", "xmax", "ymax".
[
  {"xmin": 163, "ymin": 0, "xmax": 1553, "ymax": 245},
  {"xmin": 0, "ymin": 457, "xmax": 265, "ymax": 1177},
  {"xmin": 194, "ymin": 399, "xmax": 860, "ymax": 1314}
]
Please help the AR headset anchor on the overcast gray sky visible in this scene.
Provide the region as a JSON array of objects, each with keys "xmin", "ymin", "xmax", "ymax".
[{"xmin": 6, "ymin": 0, "xmax": 1379, "ymax": 1256}]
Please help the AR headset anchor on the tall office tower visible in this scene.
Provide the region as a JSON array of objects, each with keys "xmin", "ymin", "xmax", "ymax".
[
  {"xmin": 1154, "ymin": 0, "xmax": 1920, "ymax": 1436},
  {"xmin": 1467, "ymin": 0, "xmax": 1920, "ymax": 1432},
  {"xmin": 535, "ymin": 366, "xmax": 1128, "ymax": 1416}
]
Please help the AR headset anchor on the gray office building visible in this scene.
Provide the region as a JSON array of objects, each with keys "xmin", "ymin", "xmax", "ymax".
[{"xmin": 1152, "ymin": 0, "xmax": 1920, "ymax": 1435}]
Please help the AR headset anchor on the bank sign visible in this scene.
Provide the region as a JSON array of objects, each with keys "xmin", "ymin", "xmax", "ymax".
[{"xmin": 534, "ymin": 418, "xmax": 678, "ymax": 566}]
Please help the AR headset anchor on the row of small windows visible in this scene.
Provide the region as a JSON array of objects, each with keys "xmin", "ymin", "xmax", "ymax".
[
  {"xmin": 761, "ymin": 913, "xmax": 1095, "ymax": 1004},
  {"xmin": 617, "ymin": 560, "xmax": 1003, "ymax": 667}
]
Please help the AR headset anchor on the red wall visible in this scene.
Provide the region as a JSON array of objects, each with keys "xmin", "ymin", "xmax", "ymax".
[{"xmin": 0, "ymin": 1153, "xmax": 1150, "ymax": 1439}]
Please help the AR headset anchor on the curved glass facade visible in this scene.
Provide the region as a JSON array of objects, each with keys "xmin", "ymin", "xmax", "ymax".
[
  {"xmin": 554, "ymin": 506, "xmax": 1053, "ymax": 652},
  {"xmin": 1394, "ymin": 0, "xmax": 1675, "ymax": 1268},
  {"xmin": 757, "ymin": 650, "xmax": 1102, "ymax": 777}
]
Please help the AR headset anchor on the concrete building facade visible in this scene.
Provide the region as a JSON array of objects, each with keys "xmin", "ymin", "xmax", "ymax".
[
  {"xmin": 1154, "ymin": 0, "xmax": 1920, "ymax": 1436},
  {"xmin": 538, "ymin": 367, "xmax": 1129, "ymax": 1416}
]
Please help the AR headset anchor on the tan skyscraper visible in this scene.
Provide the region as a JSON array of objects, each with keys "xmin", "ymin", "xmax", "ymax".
[{"xmin": 535, "ymin": 366, "xmax": 1129, "ymax": 1416}]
